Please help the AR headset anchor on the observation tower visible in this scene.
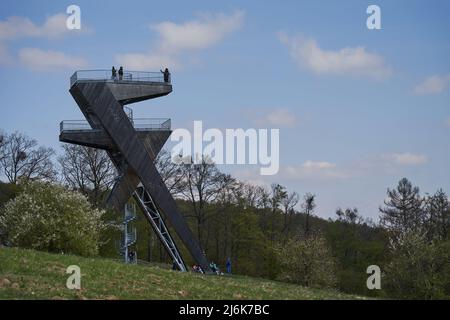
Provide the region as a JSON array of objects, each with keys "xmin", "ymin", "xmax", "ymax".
[{"xmin": 59, "ymin": 69, "xmax": 209, "ymax": 272}]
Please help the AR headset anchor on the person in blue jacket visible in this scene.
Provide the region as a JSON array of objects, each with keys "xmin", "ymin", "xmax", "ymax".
[{"xmin": 226, "ymin": 257, "xmax": 232, "ymax": 274}]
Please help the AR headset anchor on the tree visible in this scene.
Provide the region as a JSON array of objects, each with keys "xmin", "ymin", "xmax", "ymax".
[
  {"xmin": 155, "ymin": 149, "xmax": 185, "ymax": 194},
  {"xmin": 233, "ymin": 182, "xmax": 269, "ymax": 209},
  {"xmin": 277, "ymin": 233, "xmax": 337, "ymax": 288},
  {"xmin": 327, "ymin": 207, "xmax": 388, "ymax": 296},
  {"xmin": 58, "ymin": 144, "xmax": 115, "ymax": 205},
  {"xmin": 384, "ymin": 231, "xmax": 450, "ymax": 299},
  {"xmin": 178, "ymin": 156, "xmax": 234, "ymax": 249},
  {"xmin": 0, "ymin": 131, "xmax": 56, "ymax": 184},
  {"xmin": 266, "ymin": 184, "xmax": 287, "ymax": 241},
  {"xmin": 0, "ymin": 181, "xmax": 107, "ymax": 256},
  {"xmin": 0, "ymin": 130, "xmax": 7, "ymax": 164},
  {"xmin": 379, "ymin": 178, "xmax": 424, "ymax": 242},
  {"xmin": 280, "ymin": 191, "xmax": 299, "ymax": 235},
  {"xmin": 302, "ymin": 193, "xmax": 316, "ymax": 237},
  {"xmin": 335, "ymin": 207, "xmax": 363, "ymax": 225},
  {"xmin": 423, "ymin": 189, "xmax": 449, "ymax": 241},
  {"xmin": 269, "ymin": 184, "xmax": 287, "ymax": 212}
]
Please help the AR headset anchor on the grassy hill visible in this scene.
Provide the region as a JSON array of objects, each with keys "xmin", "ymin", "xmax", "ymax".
[{"xmin": 0, "ymin": 247, "xmax": 366, "ymax": 300}]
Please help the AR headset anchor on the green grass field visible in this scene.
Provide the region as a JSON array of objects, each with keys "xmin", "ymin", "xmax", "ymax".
[{"xmin": 0, "ymin": 247, "xmax": 366, "ymax": 300}]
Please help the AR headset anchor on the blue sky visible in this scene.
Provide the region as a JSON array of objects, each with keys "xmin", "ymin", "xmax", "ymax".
[{"xmin": 0, "ymin": 0, "xmax": 449, "ymax": 220}]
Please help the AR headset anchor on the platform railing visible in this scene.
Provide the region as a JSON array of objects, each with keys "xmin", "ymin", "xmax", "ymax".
[
  {"xmin": 70, "ymin": 69, "xmax": 168, "ymax": 87},
  {"xmin": 133, "ymin": 118, "xmax": 171, "ymax": 131},
  {"xmin": 60, "ymin": 118, "xmax": 171, "ymax": 133},
  {"xmin": 60, "ymin": 120, "xmax": 94, "ymax": 132}
]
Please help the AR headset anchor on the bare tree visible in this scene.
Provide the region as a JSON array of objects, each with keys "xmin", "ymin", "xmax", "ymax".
[
  {"xmin": 58, "ymin": 144, "xmax": 115, "ymax": 204},
  {"xmin": 335, "ymin": 207, "xmax": 363, "ymax": 225},
  {"xmin": 0, "ymin": 131, "xmax": 56, "ymax": 184},
  {"xmin": 266, "ymin": 183, "xmax": 287, "ymax": 242},
  {"xmin": 154, "ymin": 149, "xmax": 185, "ymax": 195},
  {"xmin": 302, "ymin": 193, "xmax": 316, "ymax": 237},
  {"xmin": 233, "ymin": 182, "xmax": 269, "ymax": 209},
  {"xmin": 178, "ymin": 156, "xmax": 233, "ymax": 249},
  {"xmin": 0, "ymin": 131, "xmax": 7, "ymax": 164},
  {"xmin": 257, "ymin": 186, "xmax": 271, "ymax": 209},
  {"xmin": 281, "ymin": 191, "xmax": 299, "ymax": 234}
]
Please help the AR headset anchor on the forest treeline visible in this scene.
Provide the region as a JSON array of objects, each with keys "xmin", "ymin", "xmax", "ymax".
[{"xmin": 1, "ymin": 130, "xmax": 449, "ymax": 299}]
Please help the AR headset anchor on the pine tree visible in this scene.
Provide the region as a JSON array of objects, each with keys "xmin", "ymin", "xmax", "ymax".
[
  {"xmin": 424, "ymin": 189, "xmax": 450, "ymax": 241},
  {"xmin": 379, "ymin": 178, "xmax": 424, "ymax": 241}
]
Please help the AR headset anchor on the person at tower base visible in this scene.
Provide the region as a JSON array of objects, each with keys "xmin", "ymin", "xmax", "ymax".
[{"xmin": 226, "ymin": 257, "xmax": 232, "ymax": 274}]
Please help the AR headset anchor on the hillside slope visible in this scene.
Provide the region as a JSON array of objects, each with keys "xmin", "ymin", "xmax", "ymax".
[{"xmin": 0, "ymin": 248, "xmax": 365, "ymax": 300}]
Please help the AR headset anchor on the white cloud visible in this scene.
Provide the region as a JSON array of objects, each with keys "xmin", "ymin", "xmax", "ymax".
[
  {"xmin": 254, "ymin": 108, "xmax": 298, "ymax": 127},
  {"xmin": 301, "ymin": 161, "xmax": 336, "ymax": 169},
  {"xmin": 283, "ymin": 161, "xmax": 351, "ymax": 180},
  {"xmin": 115, "ymin": 53, "xmax": 178, "ymax": 71},
  {"xmin": 383, "ymin": 153, "xmax": 428, "ymax": 166},
  {"xmin": 0, "ymin": 14, "xmax": 90, "ymax": 70},
  {"xmin": 283, "ymin": 153, "xmax": 427, "ymax": 181},
  {"xmin": 232, "ymin": 152, "xmax": 428, "ymax": 184},
  {"xmin": 232, "ymin": 161, "xmax": 350, "ymax": 183},
  {"xmin": 234, "ymin": 173, "xmax": 272, "ymax": 189},
  {"xmin": 0, "ymin": 14, "xmax": 74, "ymax": 40},
  {"xmin": 115, "ymin": 10, "xmax": 244, "ymax": 70},
  {"xmin": 154, "ymin": 11, "xmax": 244, "ymax": 54},
  {"xmin": 414, "ymin": 74, "xmax": 450, "ymax": 95},
  {"xmin": 279, "ymin": 33, "xmax": 391, "ymax": 79},
  {"xmin": 18, "ymin": 48, "xmax": 87, "ymax": 71}
]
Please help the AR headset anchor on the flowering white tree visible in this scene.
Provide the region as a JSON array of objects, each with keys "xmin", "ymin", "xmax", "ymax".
[
  {"xmin": 0, "ymin": 181, "xmax": 106, "ymax": 256},
  {"xmin": 277, "ymin": 233, "xmax": 337, "ymax": 289}
]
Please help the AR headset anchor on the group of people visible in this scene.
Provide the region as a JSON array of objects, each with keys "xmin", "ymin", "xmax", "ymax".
[
  {"xmin": 192, "ymin": 265, "xmax": 204, "ymax": 274},
  {"xmin": 111, "ymin": 66, "xmax": 123, "ymax": 81},
  {"xmin": 111, "ymin": 66, "xmax": 171, "ymax": 83},
  {"xmin": 191, "ymin": 257, "xmax": 232, "ymax": 275}
]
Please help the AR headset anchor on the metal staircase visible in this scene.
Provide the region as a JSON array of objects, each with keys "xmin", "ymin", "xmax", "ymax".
[
  {"xmin": 134, "ymin": 184, "xmax": 187, "ymax": 271},
  {"xmin": 121, "ymin": 203, "xmax": 137, "ymax": 264}
]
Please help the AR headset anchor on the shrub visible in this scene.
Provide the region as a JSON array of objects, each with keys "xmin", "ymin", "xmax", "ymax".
[
  {"xmin": 384, "ymin": 232, "xmax": 450, "ymax": 299},
  {"xmin": 277, "ymin": 233, "xmax": 338, "ymax": 288},
  {"xmin": 0, "ymin": 181, "xmax": 106, "ymax": 256}
]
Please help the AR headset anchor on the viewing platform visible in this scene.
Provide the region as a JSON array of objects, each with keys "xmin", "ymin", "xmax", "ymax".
[
  {"xmin": 60, "ymin": 118, "xmax": 171, "ymax": 133},
  {"xmin": 69, "ymin": 69, "xmax": 172, "ymax": 104},
  {"xmin": 70, "ymin": 70, "xmax": 169, "ymax": 87},
  {"xmin": 59, "ymin": 118, "xmax": 171, "ymax": 150}
]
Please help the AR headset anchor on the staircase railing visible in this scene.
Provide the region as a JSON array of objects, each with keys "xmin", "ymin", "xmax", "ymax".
[{"xmin": 134, "ymin": 184, "xmax": 187, "ymax": 272}]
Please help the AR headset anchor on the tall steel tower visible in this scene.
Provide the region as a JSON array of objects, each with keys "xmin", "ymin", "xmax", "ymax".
[{"xmin": 59, "ymin": 70, "xmax": 209, "ymax": 272}]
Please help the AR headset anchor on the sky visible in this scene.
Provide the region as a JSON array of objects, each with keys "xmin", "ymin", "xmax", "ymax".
[{"xmin": 0, "ymin": 0, "xmax": 449, "ymax": 220}]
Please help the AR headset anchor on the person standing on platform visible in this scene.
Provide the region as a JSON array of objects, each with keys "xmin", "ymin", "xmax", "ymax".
[
  {"xmin": 118, "ymin": 66, "xmax": 124, "ymax": 81},
  {"xmin": 160, "ymin": 68, "xmax": 170, "ymax": 83}
]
